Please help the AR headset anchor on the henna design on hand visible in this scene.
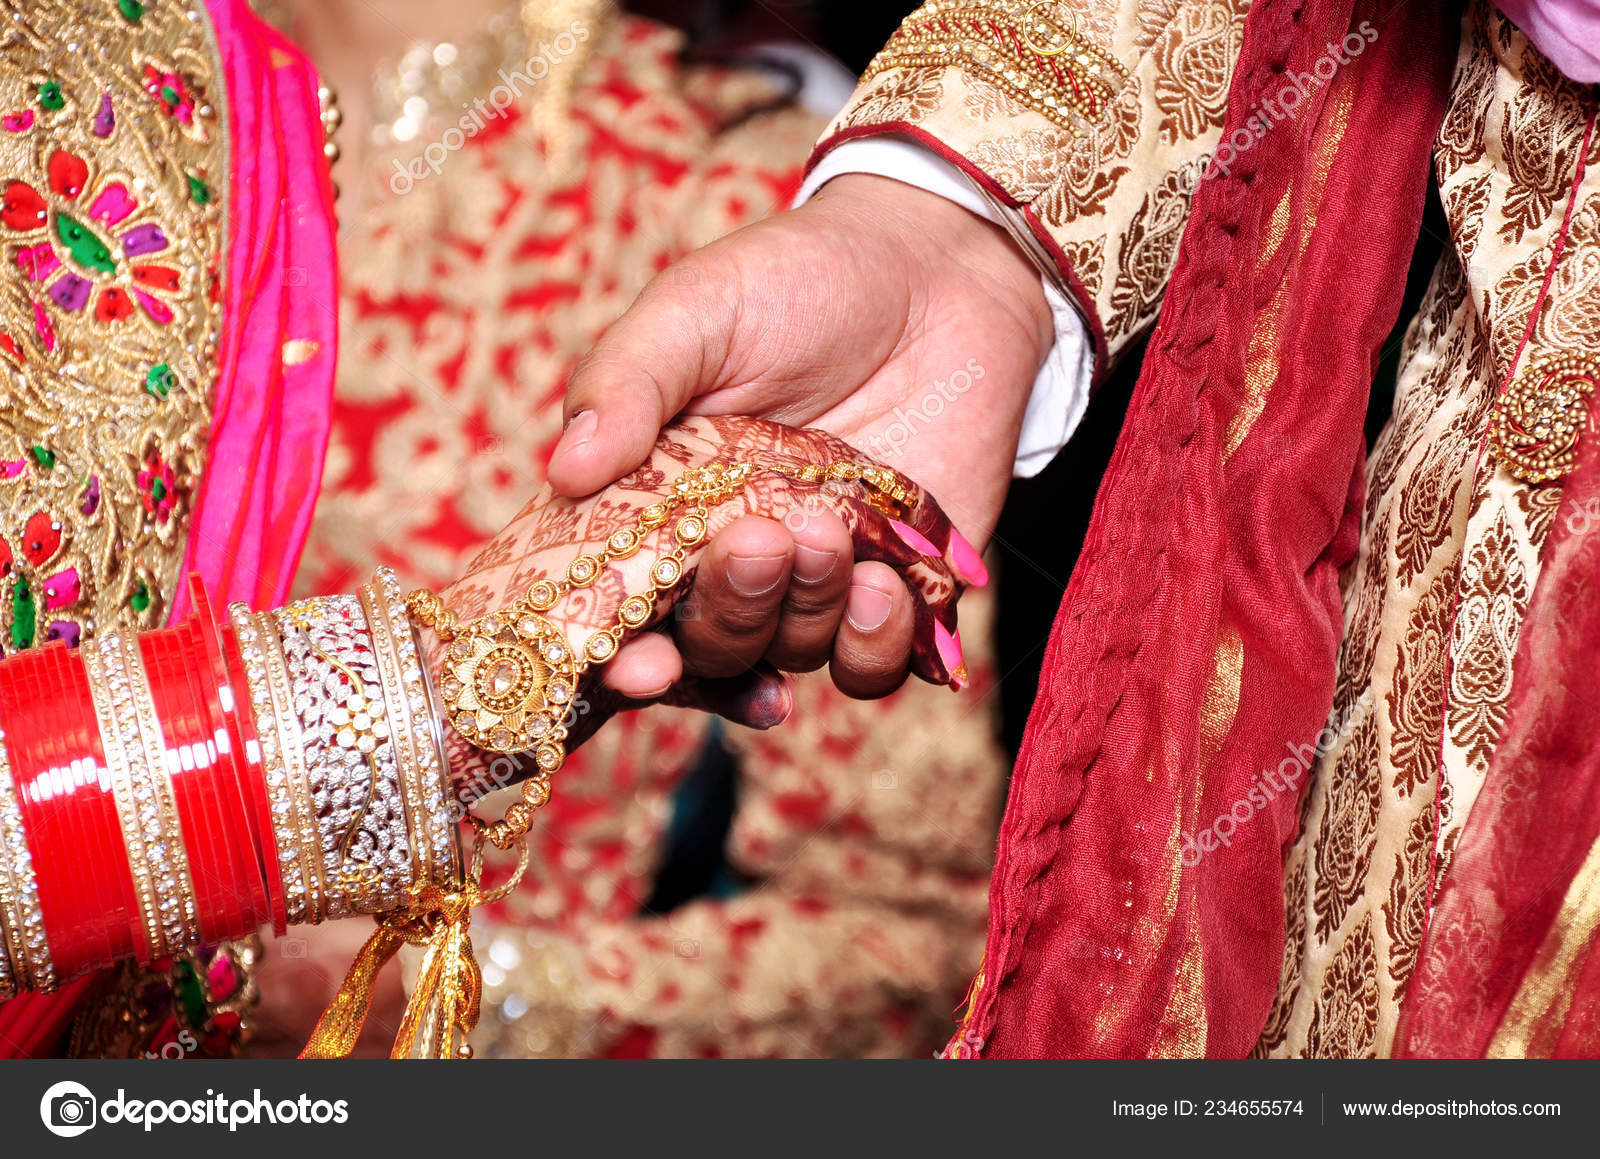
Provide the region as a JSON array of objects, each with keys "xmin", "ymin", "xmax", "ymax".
[{"xmin": 426, "ymin": 415, "xmax": 976, "ymax": 803}]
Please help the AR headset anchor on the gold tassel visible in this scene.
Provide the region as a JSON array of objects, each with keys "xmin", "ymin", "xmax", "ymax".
[{"xmin": 300, "ymin": 839, "xmax": 527, "ymax": 1060}]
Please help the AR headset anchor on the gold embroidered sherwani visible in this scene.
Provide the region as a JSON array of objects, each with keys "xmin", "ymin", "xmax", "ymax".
[{"xmin": 816, "ymin": 0, "xmax": 1600, "ymax": 1055}]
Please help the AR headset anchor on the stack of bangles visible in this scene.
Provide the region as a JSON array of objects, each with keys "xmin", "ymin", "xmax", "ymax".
[
  {"xmin": 0, "ymin": 568, "xmax": 460, "ymax": 999},
  {"xmin": 0, "ymin": 444, "xmax": 962, "ymax": 1059}
]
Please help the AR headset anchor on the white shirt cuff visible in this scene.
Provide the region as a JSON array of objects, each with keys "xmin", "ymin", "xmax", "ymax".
[{"xmin": 797, "ymin": 137, "xmax": 1095, "ymax": 478}]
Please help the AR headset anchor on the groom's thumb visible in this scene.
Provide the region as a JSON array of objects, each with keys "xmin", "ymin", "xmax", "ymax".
[{"xmin": 548, "ymin": 262, "xmax": 730, "ymax": 497}]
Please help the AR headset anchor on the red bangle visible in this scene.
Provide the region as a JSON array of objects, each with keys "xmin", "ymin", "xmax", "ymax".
[
  {"xmin": 0, "ymin": 644, "xmax": 136, "ymax": 977},
  {"xmin": 178, "ymin": 625, "xmax": 260, "ymax": 937},
  {"xmin": 45, "ymin": 643, "xmax": 129, "ymax": 970},
  {"xmin": 140, "ymin": 630, "xmax": 230, "ymax": 945},
  {"xmin": 189, "ymin": 580, "xmax": 274, "ymax": 931}
]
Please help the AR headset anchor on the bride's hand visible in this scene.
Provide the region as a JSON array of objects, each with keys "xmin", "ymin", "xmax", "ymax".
[{"xmin": 429, "ymin": 414, "xmax": 976, "ymax": 804}]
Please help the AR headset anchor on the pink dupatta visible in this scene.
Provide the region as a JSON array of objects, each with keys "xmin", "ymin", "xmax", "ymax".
[{"xmin": 0, "ymin": 0, "xmax": 337, "ymax": 1058}]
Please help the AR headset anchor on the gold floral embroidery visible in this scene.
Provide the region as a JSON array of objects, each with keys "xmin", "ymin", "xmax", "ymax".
[
  {"xmin": 1060, "ymin": 234, "xmax": 1105, "ymax": 297},
  {"xmin": 1252, "ymin": 857, "xmax": 1307, "ymax": 1057},
  {"xmin": 0, "ymin": 0, "xmax": 226, "ymax": 646},
  {"xmin": 1434, "ymin": 3, "xmax": 1496, "ymax": 184},
  {"xmin": 1496, "ymin": 45, "xmax": 1591, "ymax": 245},
  {"xmin": 1385, "ymin": 811, "xmax": 1433, "ymax": 1003},
  {"xmin": 841, "ymin": 68, "xmax": 947, "ymax": 128},
  {"xmin": 1310, "ymin": 716, "xmax": 1379, "ymax": 944},
  {"xmin": 968, "ymin": 125, "xmax": 1131, "ymax": 223},
  {"xmin": 1105, "ymin": 159, "xmax": 1204, "ymax": 340},
  {"xmin": 864, "ymin": 0, "xmax": 1128, "ymax": 133},
  {"xmin": 1446, "ymin": 509, "xmax": 1529, "ymax": 772},
  {"xmin": 1386, "ymin": 553, "xmax": 1458, "ymax": 800}
]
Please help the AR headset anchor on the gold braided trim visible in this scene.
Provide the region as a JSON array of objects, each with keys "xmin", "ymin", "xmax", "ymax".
[{"xmin": 865, "ymin": 0, "xmax": 1127, "ymax": 132}]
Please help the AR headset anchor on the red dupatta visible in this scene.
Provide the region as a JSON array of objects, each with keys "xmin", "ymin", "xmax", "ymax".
[
  {"xmin": 0, "ymin": 0, "xmax": 336, "ymax": 1058},
  {"xmin": 952, "ymin": 0, "xmax": 1457, "ymax": 1056}
]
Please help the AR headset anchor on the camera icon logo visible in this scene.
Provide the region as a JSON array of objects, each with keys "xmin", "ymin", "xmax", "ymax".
[{"xmin": 40, "ymin": 1080, "xmax": 97, "ymax": 1137}]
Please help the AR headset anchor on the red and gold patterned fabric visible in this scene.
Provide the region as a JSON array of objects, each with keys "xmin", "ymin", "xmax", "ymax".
[
  {"xmin": 284, "ymin": 15, "xmax": 1009, "ymax": 1059},
  {"xmin": 815, "ymin": 0, "xmax": 1600, "ymax": 1056}
]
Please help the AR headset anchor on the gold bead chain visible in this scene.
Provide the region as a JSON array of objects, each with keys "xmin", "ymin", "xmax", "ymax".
[{"xmin": 405, "ymin": 458, "xmax": 915, "ymax": 847}]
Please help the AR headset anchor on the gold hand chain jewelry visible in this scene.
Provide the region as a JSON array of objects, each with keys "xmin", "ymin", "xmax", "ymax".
[{"xmin": 404, "ymin": 458, "xmax": 916, "ymax": 848}]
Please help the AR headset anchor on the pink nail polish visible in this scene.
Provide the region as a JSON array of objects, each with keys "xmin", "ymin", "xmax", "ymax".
[
  {"xmin": 890, "ymin": 519, "xmax": 941, "ymax": 557},
  {"xmin": 934, "ymin": 621, "xmax": 965, "ymax": 685},
  {"xmin": 948, "ymin": 530, "xmax": 989, "ymax": 588}
]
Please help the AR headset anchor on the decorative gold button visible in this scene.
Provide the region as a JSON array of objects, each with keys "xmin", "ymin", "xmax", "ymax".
[{"xmin": 1488, "ymin": 354, "xmax": 1598, "ymax": 484}]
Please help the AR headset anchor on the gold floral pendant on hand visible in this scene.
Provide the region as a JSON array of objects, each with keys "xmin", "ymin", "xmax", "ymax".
[{"xmin": 439, "ymin": 609, "xmax": 577, "ymax": 758}]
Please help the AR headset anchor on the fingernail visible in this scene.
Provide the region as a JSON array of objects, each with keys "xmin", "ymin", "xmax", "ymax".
[
  {"xmin": 727, "ymin": 553, "xmax": 788, "ymax": 596},
  {"xmin": 561, "ymin": 409, "xmax": 597, "ymax": 446},
  {"xmin": 846, "ymin": 584, "xmax": 893, "ymax": 632},
  {"xmin": 792, "ymin": 544, "xmax": 837, "ymax": 585},
  {"xmin": 890, "ymin": 518, "xmax": 941, "ymax": 557},
  {"xmin": 934, "ymin": 621, "xmax": 965, "ymax": 682},
  {"xmin": 948, "ymin": 530, "xmax": 989, "ymax": 587}
]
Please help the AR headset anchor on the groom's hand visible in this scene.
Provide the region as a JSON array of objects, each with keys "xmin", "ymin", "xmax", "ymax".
[{"xmin": 551, "ymin": 174, "xmax": 1055, "ymax": 700}]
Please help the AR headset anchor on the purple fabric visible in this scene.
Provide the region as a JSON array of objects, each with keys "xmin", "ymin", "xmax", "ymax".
[{"xmin": 1497, "ymin": 0, "xmax": 1600, "ymax": 81}]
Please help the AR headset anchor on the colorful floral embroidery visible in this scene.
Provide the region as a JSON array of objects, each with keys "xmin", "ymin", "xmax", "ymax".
[
  {"xmin": 0, "ymin": 508, "xmax": 86, "ymax": 653},
  {"xmin": 4, "ymin": 148, "xmax": 181, "ymax": 335},
  {"xmin": 137, "ymin": 450, "xmax": 177, "ymax": 523},
  {"xmin": 0, "ymin": 1, "xmax": 225, "ymax": 649},
  {"xmin": 143, "ymin": 64, "xmax": 196, "ymax": 125}
]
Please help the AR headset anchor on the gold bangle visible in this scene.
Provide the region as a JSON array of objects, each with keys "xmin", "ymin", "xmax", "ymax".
[
  {"xmin": 230, "ymin": 605, "xmax": 321, "ymax": 925},
  {"xmin": 82, "ymin": 631, "xmax": 192, "ymax": 961},
  {"xmin": 115, "ymin": 629, "xmax": 201, "ymax": 956},
  {"xmin": 275, "ymin": 596, "xmax": 409, "ymax": 917},
  {"xmin": 363, "ymin": 569, "xmax": 460, "ymax": 888},
  {"xmin": 406, "ymin": 457, "xmax": 916, "ymax": 848},
  {"xmin": 0, "ymin": 725, "xmax": 52, "ymax": 994},
  {"xmin": 81, "ymin": 633, "xmax": 159, "ymax": 960},
  {"xmin": 356, "ymin": 581, "xmax": 432, "ymax": 899}
]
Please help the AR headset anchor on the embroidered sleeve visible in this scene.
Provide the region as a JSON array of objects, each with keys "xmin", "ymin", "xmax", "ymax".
[{"xmin": 814, "ymin": 0, "xmax": 1251, "ymax": 367}]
